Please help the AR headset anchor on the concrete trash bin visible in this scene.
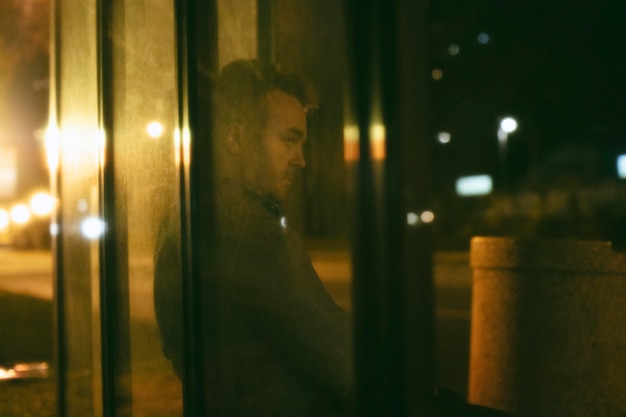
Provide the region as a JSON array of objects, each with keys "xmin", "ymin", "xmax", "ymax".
[{"xmin": 468, "ymin": 236, "xmax": 626, "ymax": 417}]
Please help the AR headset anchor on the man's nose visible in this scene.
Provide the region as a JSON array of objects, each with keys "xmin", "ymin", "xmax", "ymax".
[{"xmin": 291, "ymin": 144, "xmax": 306, "ymax": 168}]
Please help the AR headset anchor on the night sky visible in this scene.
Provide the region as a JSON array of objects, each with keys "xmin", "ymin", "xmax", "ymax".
[{"xmin": 429, "ymin": 0, "xmax": 626, "ymax": 190}]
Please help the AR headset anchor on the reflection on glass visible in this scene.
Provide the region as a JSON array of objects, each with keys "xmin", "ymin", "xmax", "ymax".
[
  {"xmin": 343, "ymin": 124, "xmax": 359, "ymax": 162},
  {"xmin": 107, "ymin": 0, "xmax": 182, "ymax": 415},
  {"xmin": 369, "ymin": 123, "xmax": 386, "ymax": 161},
  {"xmin": 155, "ymin": 59, "xmax": 354, "ymax": 416},
  {"xmin": 146, "ymin": 121, "xmax": 164, "ymax": 138},
  {"xmin": 80, "ymin": 216, "xmax": 105, "ymax": 240}
]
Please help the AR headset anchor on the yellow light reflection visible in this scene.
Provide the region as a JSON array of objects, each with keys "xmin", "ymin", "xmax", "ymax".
[
  {"xmin": 432, "ymin": 68, "xmax": 443, "ymax": 80},
  {"xmin": 0, "ymin": 209, "xmax": 9, "ymax": 231},
  {"xmin": 369, "ymin": 123, "xmax": 386, "ymax": 161},
  {"xmin": 98, "ymin": 128, "xmax": 106, "ymax": 168},
  {"xmin": 45, "ymin": 123, "xmax": 60, "ymax": 175},
  {"xmin": 343, "ymin": 123, "xmax": 386, "ymax": 161},
  {"xmin": 182, "ymin": 127, "xmax": 191, "ymax": 167},
  {"xmin": 174, "ymin": 128, "xmax": 181, "ymax": 167},
  {"xmin": 343, "ymin": 125, "xmax": 359, "ymax": 162},
  {"xmin": 0, "ymin": 368, "xmax": 17, "ymax": 379},
  {"xmin": 420, "ymin": 210, "xmax": 435, "ymax": 223}
]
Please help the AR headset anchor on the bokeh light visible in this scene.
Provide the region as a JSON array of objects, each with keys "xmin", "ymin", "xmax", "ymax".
[
  {"xmin": 10, "ymin": 204, "xmax": 31, "ymax": 225},
  {"xmin": 30, "ymin": 192, "xmax": 55, "ymax": 216}
]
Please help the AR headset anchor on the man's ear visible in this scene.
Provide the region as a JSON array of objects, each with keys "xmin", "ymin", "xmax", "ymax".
[{"xmin": 225, "ymin": 124, "xmax": 244, "ymax": 154}]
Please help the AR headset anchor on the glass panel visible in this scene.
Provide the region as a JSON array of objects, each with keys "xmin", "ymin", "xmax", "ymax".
[
  {"xmin": 156, "ymin": 1, "xmax": 356, "ymax": 414},
  {"xmin": 56, "ymin": 1, "xmax": 102, "ymax": 415},
  {"xmin": 108, "ymin": 1, "xmax": 182, "ymax": 416}
]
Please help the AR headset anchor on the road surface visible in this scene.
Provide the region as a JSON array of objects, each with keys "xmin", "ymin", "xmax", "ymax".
[
  {"xmin": 0, "ymin": 247, "xmax": 53, "ymax": 299},
  {"xmin": 0, "ymin": 246, "xmax": 473, "ymax": 394}
]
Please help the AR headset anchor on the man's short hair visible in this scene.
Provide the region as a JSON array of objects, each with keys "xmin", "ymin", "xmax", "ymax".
[{"xmin": 213, "ymin": 59, "xmax": 318, "ymax": 140}]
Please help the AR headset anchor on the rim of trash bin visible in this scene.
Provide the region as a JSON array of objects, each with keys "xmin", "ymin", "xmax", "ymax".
[{"xmin": 470, "ymin": 236, "xmax": 626, "ymax": 274}]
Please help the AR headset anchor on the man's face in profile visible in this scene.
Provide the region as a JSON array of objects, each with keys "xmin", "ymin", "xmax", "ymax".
[{"xmin": 243, "ymin": 90, "xmax": 307, "ymax": 204}]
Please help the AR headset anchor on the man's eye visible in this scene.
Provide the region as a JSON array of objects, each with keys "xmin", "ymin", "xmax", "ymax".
[{"xmin": 283, "ymin": 136, "xmax": 297, "ymax": 145}]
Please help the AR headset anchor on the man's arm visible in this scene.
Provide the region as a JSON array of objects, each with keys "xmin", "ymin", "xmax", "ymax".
[{"xmin": 222, "ymin": 225, "xmax": 354, "ymax": 404}]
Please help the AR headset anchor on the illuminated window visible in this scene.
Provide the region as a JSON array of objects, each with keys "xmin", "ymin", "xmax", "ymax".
[
  {"xmin": 456, "ymin": 175, "xmax": 493, "ymax": 196},
  {"xmin": 618, "ymin": 155, "xmax": 626, "ymax": 179}
]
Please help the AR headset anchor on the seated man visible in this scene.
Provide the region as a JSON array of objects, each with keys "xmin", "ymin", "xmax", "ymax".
[{"xmin": 154, "ymin": 59, "xmax": 353, "ymax": 417}]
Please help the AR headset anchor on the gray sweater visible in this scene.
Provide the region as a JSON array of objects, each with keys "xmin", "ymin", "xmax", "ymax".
[{"xmin": 154, "ymin": 180, "xmax": 353, "ymax": 416}]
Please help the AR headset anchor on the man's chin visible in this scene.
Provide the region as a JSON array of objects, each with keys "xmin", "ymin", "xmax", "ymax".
[{"xmin": 269, "ymin": 184, "xmax": 292, "ymax": 205}]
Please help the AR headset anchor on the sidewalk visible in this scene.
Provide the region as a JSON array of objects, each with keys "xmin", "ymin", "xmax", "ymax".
[{"xmin": 0, "ymin": 289, "xmax": 54, "ymax": 417}]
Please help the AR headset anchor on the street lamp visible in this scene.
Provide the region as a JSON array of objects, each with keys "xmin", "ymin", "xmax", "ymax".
[
  {"xmin": 499, "ymin": 117, "xmax": 518, "ymax": 135},
  {"xmin": 497, "ymin": 116, "xmax": 518, "ymax": 189}
]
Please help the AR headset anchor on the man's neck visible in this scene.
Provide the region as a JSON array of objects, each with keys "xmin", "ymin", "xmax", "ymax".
[{"xmin": 219, "ymin": 177, "xmax": 282, "ymax": 218}]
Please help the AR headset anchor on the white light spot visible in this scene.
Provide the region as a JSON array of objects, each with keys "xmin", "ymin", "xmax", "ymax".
[
  {"xmin": 497, "ymin": 128, "xmax": 508, "ymax": 142},
  {"xmin": 407, "ymin": 212, "xmax": 419, "ymax": 226},
  {"xmin": 146, "ymin": 121, "xmax": 164, "ymax": 138},
  {"xmin": 50, "ymin": 223, "xmax": 59, "ymax": 236},
  {"xmin": 30, "ymin": 192, "xmax": 56, "ymax": 217},
  {"xmin": 437, "ymin": 131, "xmax": 451, "ymax": 144},
  {"xmin": 618, "ymin": 155, "xmax": 626, "ymax": 179},
  {"xmin": 10, "ymin": 204, "xmax": 31, "ymax": 225},
  {"xmin": 448, "ymin": 43, "xmax": 460, "ymax": 56},
  {"xmin": 456, "ymin": 175, "xmax": 493, "ymax": 197},
  {"xmin": 81, "ymin": 217, "xmax": 106, "ymax": 240},
  {"xmin": 77, "ymin": 199, "xmax": 88, "ymax": 213},
  {"xmin": 478, "ymin": 33, "xmax": 490, "ymax": 44},
  {"xmin": 280, "ymin": 216, "xmax": 287, "ymax": 229},
  {"xmin": 500, "ymin": 117, "xmax": 518, "ymax": 133}
]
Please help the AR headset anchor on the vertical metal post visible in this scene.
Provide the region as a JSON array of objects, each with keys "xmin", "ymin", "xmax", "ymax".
[
  {"xmin": 347, "ymin": 0, "xmax": 436, "ymax": 415},
  {"xmin": 175, "ymin": 1, "xmax": 203, "ymax": 415},
  {"xmin": 394, "ymin": 1, "xmax": 437, "ymax": 415},
  {"xmin": 50, "ymin": 0, "xmax": 66, "ymax": 415},
  {"xmin": 175, "ymin": 0, "xmax": 218, "ymax": 415},
  {"xmin": 97, "ymin": 0, "xmax": 133, "ymax": 415},
  {"xmin": 346, "ymin": 0, "xmax": 387, "ymax": 415}
]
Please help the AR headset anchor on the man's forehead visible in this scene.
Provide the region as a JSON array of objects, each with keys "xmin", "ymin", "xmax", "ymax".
[
  {"xmin": 265, "ymin": 89, "xmax": 306, "ymax": 110},
  {"xmin": 264, "ymin": 90, "xmax": 307, "ymax": 128}
]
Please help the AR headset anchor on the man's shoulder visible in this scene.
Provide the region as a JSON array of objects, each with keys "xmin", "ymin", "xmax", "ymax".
[{"xmin": 216, "ymin": 181, "xmax": 283, "ymax": 234}]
